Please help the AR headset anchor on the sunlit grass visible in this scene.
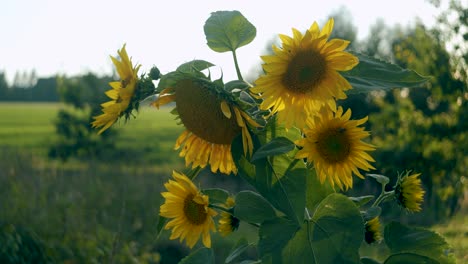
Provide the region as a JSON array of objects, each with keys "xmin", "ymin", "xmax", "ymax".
[
  {"xmin": 0, "ymin": 102, "xmax": 244, "ymax": 262},
  {"xmin": 0, "ymin": 102, "xmax": 59, "ymax": 148},
  {"xmin": 432, "ymin": 212, "xmax": 468, "ymax": 262}
]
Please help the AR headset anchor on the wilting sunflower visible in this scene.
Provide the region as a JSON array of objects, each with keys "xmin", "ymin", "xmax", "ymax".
[
  {"xmin": 218, "ymin": 197, "xmax": 240, "ymax": 236},
  {"xmin": 365, "ymin": 217, "xmax": 382, "ymax": 244},
  {"xmin": 92, "ymin": 44, "xmax": 141, "ymax": 134},
  {"xmin": 295, "ymin": 106, "xmax": 376, "ymax": 190},
  {"xmin": 251, "ymin": 18, "xmax": 359, "ymax": 129},
  {"xmin": 159, "ymin": 171, "xmax": 217, "ymax": 248},
  {"xmin": 395, "ymin": 171, "xmax": 425, "ymax": 212},
  {"xmin": 153, "ymin": 77, "xmax": 260, "ymax": 175}
]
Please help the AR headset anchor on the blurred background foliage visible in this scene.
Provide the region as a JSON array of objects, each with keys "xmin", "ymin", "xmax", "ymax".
[{"xmin": 0, "ymin": 0, "xmax": 466, "ymax": 262}]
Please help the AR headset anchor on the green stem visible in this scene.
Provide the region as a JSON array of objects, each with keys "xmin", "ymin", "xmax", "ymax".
[
  {"xmin": 232, "ymin": 50, "xmax": 243, "ymax": 81},
  {"xmin": 372, "ymin": 191, "xmax": 395, "ymax": 207},
  {"xmin": 186, "ymin": 167, "xmax": 202, "ymax": 180}
]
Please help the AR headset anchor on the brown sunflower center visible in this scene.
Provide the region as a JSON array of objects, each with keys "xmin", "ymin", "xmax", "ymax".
[
  {"xmin": 316, "ymin": 127, "xmax": 350, "ymax": 163},
  {"xmin": 183, "ymin": 194, "xmax": 208, "ymax": 225},
  {"xmin": 282, "ymin": 49, "xmax": 327, "ymax": 94},
  {"xmin": 175, "ymin": 79, "xmax": 242, "ymax": 144}
]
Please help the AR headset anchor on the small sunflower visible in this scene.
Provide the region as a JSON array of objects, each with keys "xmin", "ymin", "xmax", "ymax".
[
  {"xmin": 251, "ymin": 18, "xmax": 359, "ymax": 129},
  {"xmin": 365, "ymin": 217, "xmax": 382, "ymax": 244},
  {"xmin": 159, "ymin": 171, "xmax": 217, "ymax": 248},
  {"xmin": 153, "ymin": 77, "xmax": 260, "ymax": 175},
  {"xmin": 395, "ymin": 171, "xmax": 425, "ymax": 212},
  {"xmin": 218, "ymin": 197, "xmax": 240, "ymax": 236},
  {"xmin": 295, "ymin": 106, "xmax": 376, "ymax": 190},
  {"xmin": 92, "ymin": 44, "xmax": 141, "ymax": 134}
]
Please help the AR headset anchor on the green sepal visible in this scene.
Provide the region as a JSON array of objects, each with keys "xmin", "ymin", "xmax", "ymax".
[
  {"xmin": 155, "ymin": 60, "xmax": 215, "ymax": 93},
  {"xmin": 224, "ymin": 80, "xmax": 250, "ymax": 92},
  {"xmin": 204, "ymin": 10, "xmax": 256, "ymax": 53},
  {"xmin": 177, "ymin": 60, "xmax": 215, "ymax": 74}
]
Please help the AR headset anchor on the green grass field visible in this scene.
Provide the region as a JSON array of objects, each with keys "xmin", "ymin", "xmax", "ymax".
[{"xmin": 0, "ymin": 102, "xmax": 466, "ymax": 263}]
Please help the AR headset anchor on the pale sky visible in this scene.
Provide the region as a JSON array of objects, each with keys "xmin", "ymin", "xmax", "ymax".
[{"xmin": 1, "ymin": 0, "xmax": 439, "ymax": 84}]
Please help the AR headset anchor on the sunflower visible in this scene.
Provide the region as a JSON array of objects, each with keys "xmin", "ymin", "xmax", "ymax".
[
  {"xmin": 92, "ymin": 44, "xmax": 141, "ymax": 134},
  {"xmin": 159, "ymin": 171, "xmax": 217, "ymax": 248},
  {"xmin": 218, "ymin": 197, "xmax": 240, "ymax": 236},
  {"xmin": 295, "ymin": 106, "xmax": 376, "ymax": 190},
  {"xmin": 395, "ymin": 171, "xmax": 425, "ymax": 212},
  {"xmin": 365, "ymin": 217, "xmax": 382, "ymax": 244},
  {"xmin": 251, "ymin": 18, "xmax": 358, "ymax": 129},
  {"xmin": 153, "ymin": 77, "xmax": 260, "ymax": 175}
]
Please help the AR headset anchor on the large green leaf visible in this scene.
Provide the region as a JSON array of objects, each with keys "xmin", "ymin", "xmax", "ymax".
[
  {"xmin": 281, "ymin": 194, "xmax": 364, "ymax": 263},
  {"xmin": 348, "ymin": 195, "xmax": 375, "ymax": 207},
  {"xmin": 232, "ymin": 131, "xmax": 306, "ymax": 226},
  {"xmin": 384, "ymin": 222, "xmax": 455, "ymax": 264},
  {"xmin": 251, "ymin": 137, "xmax": 296, "ymax": 162},
  {"xmin": 204, "ymin": 10, "xmax": 256, "ymax": 52},
  {"xmin": 342, "ymin": 53, "xmax": 430, "ymax": 94},
  {"xmin": 179, "ymin": 247, "xmax": 215, "ymax": 264},
  {"xmin": 234, "ymin": 191, "xmax": 277, "ymax": 224},
  {"xmin": 231, "ymin": 134, "xmax": 271, "ymax": 195},
  {"xmin": 225, "ymin": 237, "xmax": 254, "ymax": 264},
  {"xmin": 361, "ymin": 257, "xmax": 381, "ymax": 264},
  {"xmin": 202, "ymin": 188, "xmax": 229, "ymax": 205},
  {"xmin": 258, "ymin": 217, "xmax": 300, "ymax": 261},
  {"xmin": 384, "ymin": 253, "xmax": 439, "ymax": 264},
  {"xmin": 267, "ymin": 164, "xmax": 306, "ymax": 226},
  {"xmin": 305, "ymin": 168, "xmax": 334, "ymax": 211}
]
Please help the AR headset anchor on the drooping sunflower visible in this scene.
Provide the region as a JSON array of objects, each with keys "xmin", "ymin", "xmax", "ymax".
[
  {"xmin": 395, "ymin": 171, "xmax": 425, "ymax": 212},
  {"xmin": 92, "ymin": 44, "xmax": 141, "ymax": 134},
  {"xmin": 251, "ymin": 18, "xmax": 359, "ymax": 129},
  {"xmin": 159, "ymin": 171, "xmax": 217, "ymax": 248},
  {"xmin": 153, "ymin": 77, "xmax": 260, "ymax": 175},
  {"xmin": 295, "ymin": 106, "xmax": 376, "ymax": 190},
  {"xmin": 218, "ymin": 197, "xmax": 240, "ymax": 236},
  {"xmin": 365, "ymin": 217, "xmax": 382, "ymax": 244}
]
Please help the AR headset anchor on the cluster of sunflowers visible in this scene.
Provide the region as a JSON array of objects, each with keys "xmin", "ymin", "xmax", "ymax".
[{"xmin": 91, "ymin": 11, "xmax": 452, "ymax": 264}]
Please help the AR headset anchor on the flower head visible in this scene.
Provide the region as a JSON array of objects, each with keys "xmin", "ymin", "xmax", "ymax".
[
  {"xmin": 295, "ymin": 106, "xmax": 375, "ymax": 190},
  {"xmin": 251, "ymin": 18, "xmax": 358, "ymax": 129},
  {"xmin": 218, "ymin": 197, "xmax": 240, "ymax": 236},
  {"xmin": 153, "ymin": 77, "xmax": 260, "ymax": 175},
  {"xmin": 365, "ymin": 217, "xmax": 382, "ymax": 244},
  {"xmin": 92, "ymin": 44, "xmax": 141, "ymax": 134},
  {"xmin": 395, "ymin": 171, "xmax": 425, "ymax": 212},
  {"xmin": 159, "ymin": 171, "xmax": 217, "ymax": 248}
]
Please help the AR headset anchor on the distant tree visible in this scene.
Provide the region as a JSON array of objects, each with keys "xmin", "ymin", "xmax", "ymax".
[
  {"xmin": 31, "ymin": 77, "xmax": 59, "ymax": 101},
  {"xmin": 366, "ymin": 23, "xmax": 467, "ymax": 224},
  {"xmin": 326, "ymin": 6, "xmax": 359, "ymax": 51},
  {"xmin": 430, "ymin": 0, "xmax": 467, "ymax": 85},
  {"xmin": 0, "ymin": 72, "xmax": 8, "ymax": 99},
  {"xmin": 49, "ymin": 73, "xmax": 116, "ymax": 160}
]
